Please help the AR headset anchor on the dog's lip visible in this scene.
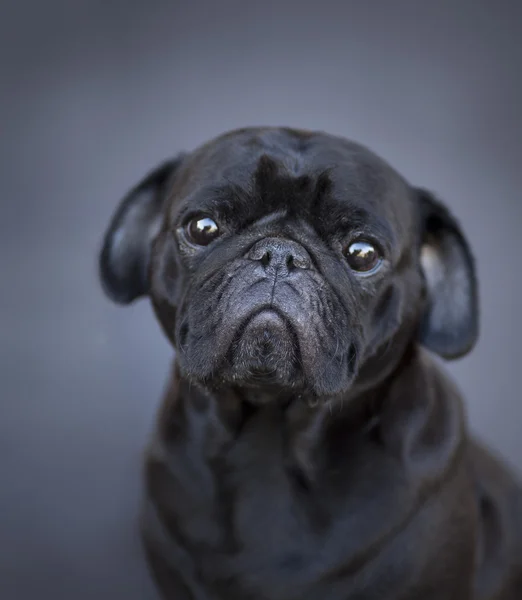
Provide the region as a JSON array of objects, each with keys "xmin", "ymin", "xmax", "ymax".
[
  {"xmin": 232, "ymin": 306, "xmax": 291, "ymax": 340},
  {"xmin": 226, "ymin": 306, "xmax": 300, "ymax": 357},
  {"xmin": 244, "ymin": 308, "xmax": 287, "ymax": 329}
]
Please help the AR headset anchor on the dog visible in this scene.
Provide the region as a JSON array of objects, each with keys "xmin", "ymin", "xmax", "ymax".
[{"xmin": 99, "ymin": 127, "xmax": 522, "ymax": 599}]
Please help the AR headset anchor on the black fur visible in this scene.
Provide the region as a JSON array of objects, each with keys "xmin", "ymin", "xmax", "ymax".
[{"xmin": 99, "ymin": 127, "xmax": 522, "ymax": 600}]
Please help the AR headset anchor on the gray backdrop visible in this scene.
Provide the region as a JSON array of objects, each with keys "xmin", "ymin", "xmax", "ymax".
[{"xmin": 1, "ymin": 1, "xmax": 521, "ymax": 598}]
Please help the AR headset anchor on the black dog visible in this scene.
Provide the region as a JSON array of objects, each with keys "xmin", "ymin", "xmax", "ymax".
[{"xmin": 99, "ymin": 128, "xmax": 522, "ymax": 599}]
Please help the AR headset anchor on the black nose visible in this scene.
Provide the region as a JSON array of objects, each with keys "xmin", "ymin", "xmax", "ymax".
[{"xmin": 247, "ymin": 237, "xmax": 311, "ymax": 272}]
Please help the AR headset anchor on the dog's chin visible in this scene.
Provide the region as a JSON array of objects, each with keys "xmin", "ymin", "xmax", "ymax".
[
  {"xmin": 178, "ymin": 308, "xmax": 353, "ymax": 403},
  {"xmin": 218, "ymin": 309, "xmax": 304, "ymax": 391}
]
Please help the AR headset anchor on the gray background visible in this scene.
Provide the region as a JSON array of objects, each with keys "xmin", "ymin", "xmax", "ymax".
[{"xmin": 1, "ymin": 0, "xmax": 521, "ymax": 598}]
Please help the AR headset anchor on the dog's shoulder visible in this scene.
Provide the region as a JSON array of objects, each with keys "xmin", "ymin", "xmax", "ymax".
[{"xmin": 468, "ymin": 441, "xmax": 522, "ymax": 599}]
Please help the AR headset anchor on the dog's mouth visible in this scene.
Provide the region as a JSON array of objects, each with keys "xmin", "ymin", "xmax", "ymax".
[
  {"xmin": 177, "ymin": 271, "xmax": 359, "ymax": 397},
  {"xmin": 223, "ymin": 308, "xmax": 302, "ymax": 388}
]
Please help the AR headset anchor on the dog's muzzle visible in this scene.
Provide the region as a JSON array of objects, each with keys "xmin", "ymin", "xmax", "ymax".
[{"xmin": 224, "ymin": 237, "xmax": 311, "ymax": 386}]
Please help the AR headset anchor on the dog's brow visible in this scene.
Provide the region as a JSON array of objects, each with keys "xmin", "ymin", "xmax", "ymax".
[
  {"xmin": 174, "ymin": 184, "xmax": 248, "ymax": 222},
  {"xmin": 329, "ymin": 204, "xmax": 395, "ymax": 240}
]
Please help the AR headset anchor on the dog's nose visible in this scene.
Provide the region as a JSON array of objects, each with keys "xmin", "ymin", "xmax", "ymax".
[{"xmin": 247, "ymin": 237, "xmax": 311, "ymax": 272}]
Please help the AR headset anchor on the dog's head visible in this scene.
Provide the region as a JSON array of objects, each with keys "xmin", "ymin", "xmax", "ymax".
[{"xmin": 99, "ymin": 128, "xmax": 478, "ymax": 397}]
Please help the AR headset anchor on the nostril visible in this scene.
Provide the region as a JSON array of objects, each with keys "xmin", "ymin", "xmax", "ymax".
[
  {"xmin": 260, "ymin": 251, "xmax": 271, "ymax": 267},
  {"xmin": 247, "ymin": 239, "xmax": 311, "ymax": 271}
]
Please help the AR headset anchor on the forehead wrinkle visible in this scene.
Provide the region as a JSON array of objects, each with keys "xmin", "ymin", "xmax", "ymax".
[
  {"xmin": 252, "ymin": 154, "xmax": 334, "ymax": 219},
  {"xmin": 252, "ymin": 210, "xmax": 288, "ymax": 228},
  {"xmin": 174, "ymin": 137, "xmax": 407, "ymax": 250}
]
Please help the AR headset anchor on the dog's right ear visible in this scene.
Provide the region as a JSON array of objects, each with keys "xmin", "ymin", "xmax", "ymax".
[{"xmin": 99, "ymin": 156, "xmax": 185, "ymax": 304}]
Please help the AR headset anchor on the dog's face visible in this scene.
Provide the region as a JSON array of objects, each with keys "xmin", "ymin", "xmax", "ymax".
[{"xmin": 100, "ymin": 128, "xmax": 478, "ymax": 397}]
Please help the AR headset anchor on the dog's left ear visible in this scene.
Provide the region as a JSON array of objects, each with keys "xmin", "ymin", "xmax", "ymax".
[
  {"xmin": 99, "ymin": 155, "xmax": 185, "ymax": 305},
  {"xmin": 416, "ymin": 189, "xmax": 479, "ymax": 359}
]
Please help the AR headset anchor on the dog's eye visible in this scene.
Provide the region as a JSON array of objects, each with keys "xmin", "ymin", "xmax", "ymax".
[
  {"xmin": 344, "ymin": 240, "xmax": 382, "ymax": 273},
  {"xmin": 185, "ymin": 216, "xmax": 220, "ymax": 246}
]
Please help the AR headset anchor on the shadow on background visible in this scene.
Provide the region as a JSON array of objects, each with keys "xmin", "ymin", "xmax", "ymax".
[{"xmin": 1, "ymin": 1, "xmax": 521, "ymax": 598}]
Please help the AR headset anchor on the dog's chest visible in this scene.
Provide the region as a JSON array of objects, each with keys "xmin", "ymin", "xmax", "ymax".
[
  {"xmin": 150, "ymin": 406, "xmax": 314, "ymax": 555},
  {"xmin": 145, "ymin": 404, "xmax": 418, "ymax": 599}
]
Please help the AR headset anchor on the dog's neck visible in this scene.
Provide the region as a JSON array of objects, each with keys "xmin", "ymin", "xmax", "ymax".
[
  {"xmin": 154, "ymin": 329, "xmax": 444, "ymax": 474},
  {"xmin": 152, "ymin": 335, "xmax": 463, "ymax": 503}
]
